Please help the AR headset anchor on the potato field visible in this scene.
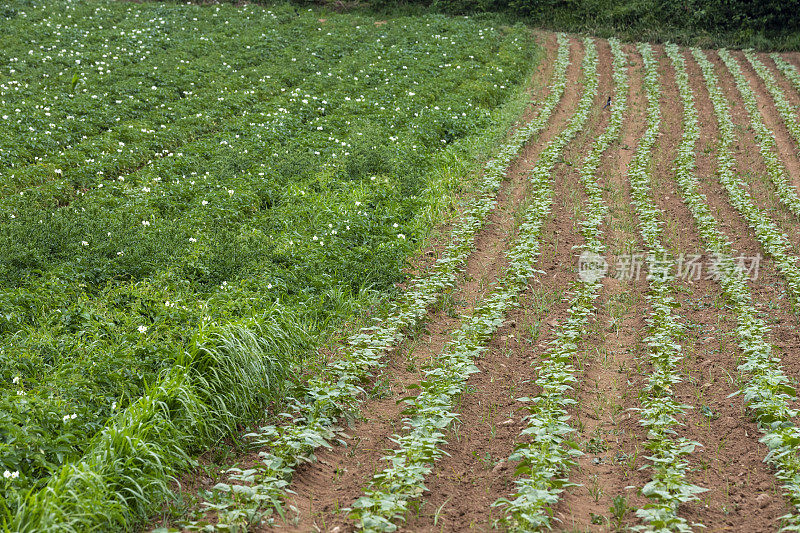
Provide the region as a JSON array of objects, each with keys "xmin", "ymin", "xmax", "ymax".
[{"xmin": 3, "ymin": 1, "xmax": 800, "ymax": 532}]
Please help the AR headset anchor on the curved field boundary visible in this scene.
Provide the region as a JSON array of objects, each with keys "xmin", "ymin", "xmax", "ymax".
[
  {"xmin": 173, "ymin": 35, "xmax": 575, "ymax": 532},
  {"xmin": 692, "ymin": 51, "xmax": 800, "ymax": 310},
  {"xmin": 745, "ymin": 51, "xmax": 800, "ymax": 150},
  {"xmin": 625, "ymin": 43, "xmax": 706, "ymax": 531},
  {"xmin": 11, "ymin": 35, "xmax": 573, "ymax": 533},
  {"xmin": 717, "ymin": 50, "xmax": 800, "ymax": 220},
  {"xmin": 672, "ymin": 46, "xmax": 800, "ymax": 531},
  {"xmin": 344, "ymin": 36, "xmax": 590, "ymax": 533}
]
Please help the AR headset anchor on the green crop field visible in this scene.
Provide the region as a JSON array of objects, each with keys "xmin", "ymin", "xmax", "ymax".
[
  {"xmin": 8, "ymin": 0, "xmax": 800, "ymax": 532},
  {"xmin": 0, "ymin": 1, "xmax": 537, "ymax": 528}
]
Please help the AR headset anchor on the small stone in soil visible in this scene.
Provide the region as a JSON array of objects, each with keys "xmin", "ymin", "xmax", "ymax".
[{"xmin": 756, "ymin": 493, "xmax": 771, "ymax": 508}]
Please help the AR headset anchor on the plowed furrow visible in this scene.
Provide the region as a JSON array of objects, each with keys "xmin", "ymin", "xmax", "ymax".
[
  {"xmin": 765, "ymin": 53, "xmax": 800, "ymax": 106},
  {"xmin": 734, "ymin": 49, "xmax": 800, "ymax": 185},
  {"xmin": 553, "ymin": 41, "xmax": 652, "ymax": 531},
  {"xmin": 397, "ymin": 37, "xmax": 619, "ymax": 532}
]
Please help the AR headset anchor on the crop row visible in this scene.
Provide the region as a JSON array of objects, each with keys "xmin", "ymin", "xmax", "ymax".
[
  {"xmin": 744, "ymin": 51, "xmax": 800, "ymax": 148},
  {"xmin": 172, "ymin": 34, "xmax": 575, "ymax": 533},
  {"xmin": 492, "ymin": 36, "xmax": 600, "ymax": 531},
  {"xmin": 675, "ymin": 46, "xmax": 800, "ymax": 530},
  {"xmin": 771, "ymin": 54, "xmax": 800, "ymax": 95},
  {"xmin": 0, "ymin": 2, "xmax": 522, "ymax": 179},
  {"xmin": 620, "ymin": 43, "xmax": 705, "ymax": 531},
  {"xmin": 352, "ymin": 37, "xmax": 596, "ymax": 531},
  {"xmin": 348, "ymin": 167, "xmax": 551, "ymax": 532},
  {"xmin": 717, "ymin": 49, "xmax": 800, "ymax": 221},
  {"xmin": 0, "ymin": 3, "xmax": 351, "ymax": 171}
]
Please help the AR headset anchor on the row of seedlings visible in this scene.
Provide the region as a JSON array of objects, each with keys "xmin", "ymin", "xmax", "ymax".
[
  {"xmin": 490, "ymin": 36, "xmax": 604, "ymax": 531},
  {"xmin": 673, "ymin": 46, "xmax": 800, "ymax": 530},
  {"xmin": 622, "ymin": 43, "xmax": 706, "ymax": 531},
  {"xmin": 717, "ymin": 49, "xmax": 800, "ymax": 220},
  {"xmin": 771, "ymin": 54, "xmax": 800, "ymax": 95},
  {"xmin": 692, "ymin": 50, "xmax": 800, "ymax": 310},
  {"xmin": 178, "ymin": 35, "xmax": 575, "ymax": 531},
  {"xmin": 744, "ymin": 51, "xmax": 800, "ymax": 148},
  {"xmin": 346, "ymin": 37, "xmax": 597, "ymax": 533}
]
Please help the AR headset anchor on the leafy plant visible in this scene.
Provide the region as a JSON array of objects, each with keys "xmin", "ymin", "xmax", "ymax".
[
  {"xmin": 745, "ymin": 51, "xmax": 800, "ymax": 149},
  {"xmin": 610, "ymin": 494, "xmax": 629, "ymax": 530},
  {"xmin": 173, "ymin": 31, "xmax": 569, "ymax": 533},
  {"xmin": 625, "ymin": 43, "xmax": 706, "ymax": 531},
  {"xmin": 345, "ymin": 34, "xmax": 574, "ymax": 533},
  {"xmin": 0, "ymin": 4, "xmax": 541, "ymax": 530}
]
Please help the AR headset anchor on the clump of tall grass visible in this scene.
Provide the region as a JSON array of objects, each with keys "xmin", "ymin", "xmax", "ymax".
[{"xmin": 7, "ymin": 307, "xmax": 307, "ymax": 533}]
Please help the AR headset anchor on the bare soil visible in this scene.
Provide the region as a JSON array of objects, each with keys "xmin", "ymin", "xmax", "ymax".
[
  {"xmin": 648, "ymin": 46, "xmax": 791, "ymax": 530},
  {"xmin": 549, "ymin": 40, "xmax": 653, "ymax": 531},
  {"xmin": 730, "ymin": 49, "xmax": 800, "ymax": 200},
  {"xmin": 399, "ymin": 37, "xmax": 618, "ymax": 532},
  {"xmin": 689, "ymin": 49, "xmax": 800, "ymax": 391}
]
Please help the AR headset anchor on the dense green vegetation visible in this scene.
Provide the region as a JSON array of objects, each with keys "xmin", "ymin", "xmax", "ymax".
[
  {"xmin": 0, "ymin": 0, "xmax": 538, "ymax": 520},
  {"xmin": 364, "ymin": 0, "xmax": 800, "ymax": 50}
]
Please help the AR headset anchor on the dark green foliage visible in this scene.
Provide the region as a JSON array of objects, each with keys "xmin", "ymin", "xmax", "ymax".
[
  {"xmin": 9, "ymin": 313, "xmax": 304, "ymax": 532},
  {"xmin": 363, "ymin": 0, "xmax": 800, "ymax": 50}
]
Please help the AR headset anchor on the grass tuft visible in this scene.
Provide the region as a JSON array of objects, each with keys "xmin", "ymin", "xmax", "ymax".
[{"xmin": 8, "ymin": 308, "xmax": 305, "ymax": 533}]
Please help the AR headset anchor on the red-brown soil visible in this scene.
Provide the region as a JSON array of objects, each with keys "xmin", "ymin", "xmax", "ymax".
[
  {"xmin": 399, "ymin": 37, "xmax": 618, "ymax": 532},
  {"xmin": 731, "ymin": 50, "xmax": 800, "ymax": 198},
  {"xmin": 689, "ymin": 49, "xmax": 800, "ymax": 392},
  {"xmin": 648, "ymin": 46, "xmax": 792, "ymax": 530},
  {"xmin": 550, "ymin": 40, "xmax": 653, "ymax": 531}
]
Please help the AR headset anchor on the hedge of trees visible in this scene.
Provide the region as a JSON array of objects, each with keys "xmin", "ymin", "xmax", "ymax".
[{"xmin": 362, "ymin": 0, "xmax": 799, "ymax": 49}]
